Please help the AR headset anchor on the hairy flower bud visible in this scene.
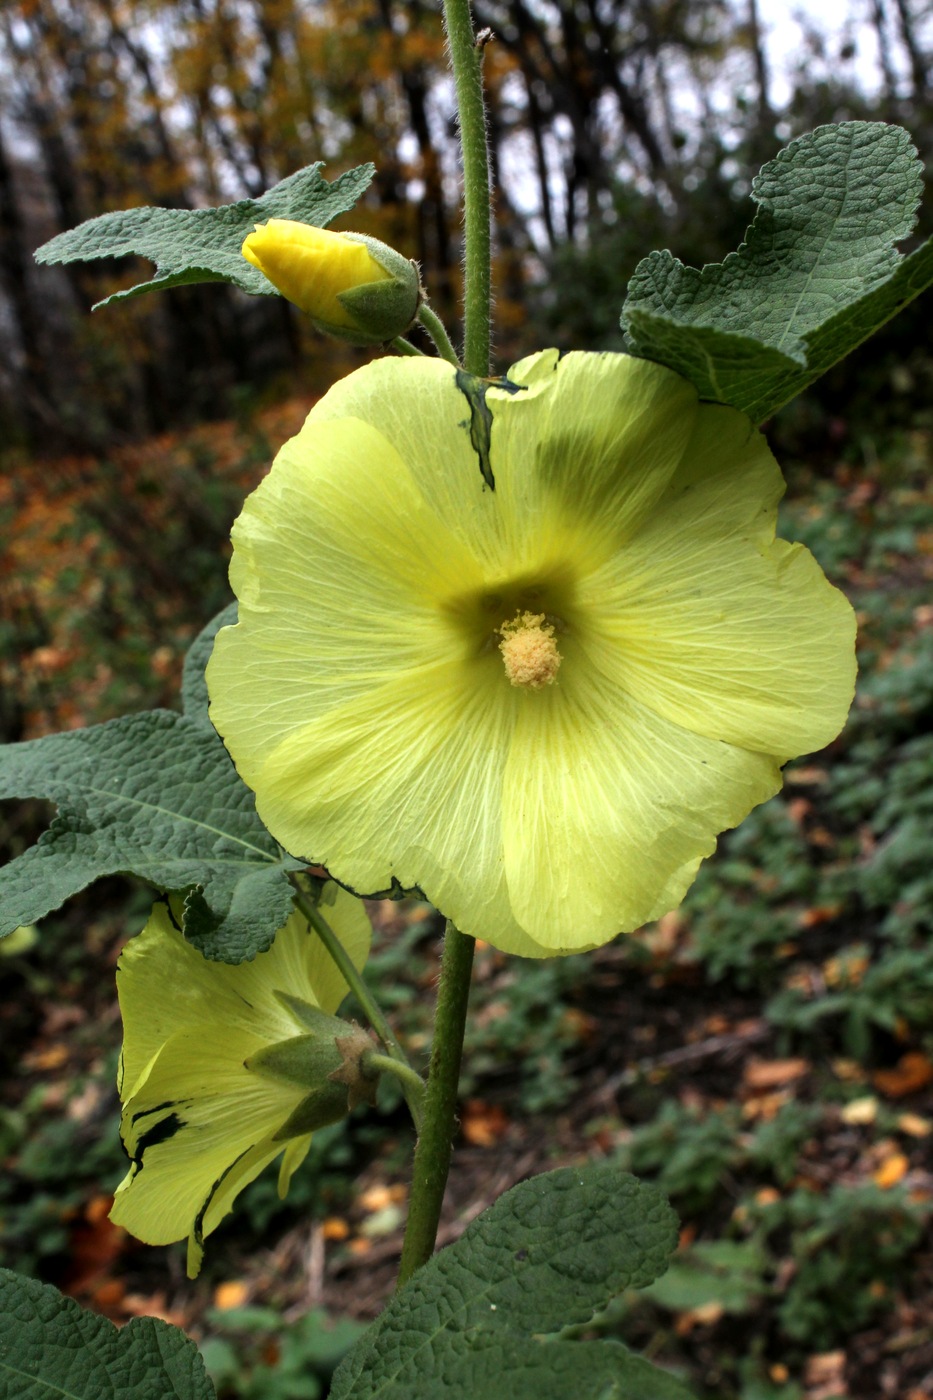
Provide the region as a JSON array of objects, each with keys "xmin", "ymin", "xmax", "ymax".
[{"xmin": 242, "ymin": 219, "xmax": 421, "ymax": 345}]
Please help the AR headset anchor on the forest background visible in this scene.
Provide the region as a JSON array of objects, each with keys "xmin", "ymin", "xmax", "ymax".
[{"xmin": 3, "ymin": 3, "xmax": 933, "ymax": 1399}]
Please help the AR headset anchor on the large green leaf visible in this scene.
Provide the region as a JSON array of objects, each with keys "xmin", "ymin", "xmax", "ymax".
[
  {"xmin": 622, "ymin": 122, "xmax": 933, "ymax": 422},
  {"xmin": 0, "ymin": 1269, "xmax": 215, "ymax": 1400},
  {"xmin": 34, "ymin": 163, "xmax": 374, "ymax": 308},
  {"xmin": 330, "ymin": 1165, "xmax": 692, "ymax": 1399},
  {"xmin": 0, "ymin": 608, "xmax": 302, "ymax": 962}
]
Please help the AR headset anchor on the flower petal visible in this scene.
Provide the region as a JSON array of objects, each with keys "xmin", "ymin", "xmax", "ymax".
[
  {"xmin": 502, "ymin": 664, "xmax": 782, "ymax": 949},
  {"xmin": 488, "ymin": 349, "xmax": 699, "ymax": 564},
  {"xmin": 208, "ymin": 414, "xmax": 481, "ymax": 789},
  {"xmin": 255, "ymin": 660, "xmax": 550, "ymax": 957},
  {"xmin": 110, "ymin": 1028, "xmax": 306, "ymax": 1272},
  {"xmin": 584, "ymin": 403, "xmax": 857, "ymax": 758}
]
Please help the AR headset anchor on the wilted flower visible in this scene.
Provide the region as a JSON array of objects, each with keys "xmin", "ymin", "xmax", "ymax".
[
  {"xmin": 207, "ymin": 350, "xmax": 856, "ymax": 957},
  {"xmin": 242, "ymin": 219, "xmax": 421, "ymax": 344},
  {"xmin": 109, "ymin": 885, "xmax": 372, "ymax": 1276}
]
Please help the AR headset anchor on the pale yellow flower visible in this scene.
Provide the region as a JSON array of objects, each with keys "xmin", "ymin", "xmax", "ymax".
[
  {"xmin": 110, "ymin": 886, "xmax": 371, "ymax": 1275},
  {"xmin": 207, "ymin": 351, "xmax": 856, "ymax": 957}
]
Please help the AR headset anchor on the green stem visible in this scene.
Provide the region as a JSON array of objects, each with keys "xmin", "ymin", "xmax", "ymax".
[
  {"xmin": 365, "ymin": 1052, "xmax": 429, "ymax": 1118},
  {"xmin": 290, "ymin": 881, "xmax": 424, "ymax": 1133},
  {"xmin": 417, "ymin": 303, "xmax": 462, "ymax": 366},
  {"xmin": 397, "ymin": 921, "xmax": 475, "ymax": 1286},
  {"xmin": 443, "ymin": 0, "xmax": 491, "ymax": 376},
  {"xmin": 391, "ymin": 335, "xmax": 427, "ymax": 355}
]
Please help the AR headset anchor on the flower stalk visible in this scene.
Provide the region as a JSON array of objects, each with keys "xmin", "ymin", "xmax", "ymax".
[
  {"xmin": 417, "ymin": 303, "xmax": 462, "ymax": 366},
  {"xmin": 397, "ymin": 920, "xmax": 475, "ymax": 1286},
  {"xmin": 443, "ymin": 0, "xmax": 491, "ymax": 376}
]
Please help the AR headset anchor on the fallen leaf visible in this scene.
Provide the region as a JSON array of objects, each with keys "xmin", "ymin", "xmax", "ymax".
[
  {"xmin": 840, "ymin": 1096, "xmax": 878, "ymax": 1125},
  {"xmin": 742, "ymin": 1058, "xmax": 809, "ymax": 1091},
  {"xmin": 359, "ymin": 1183, "xmax": 407, "ymax": 1212},
  {"xmin": 873, "ymin": 1152, "xmax": 909, "ymax": 1189},
  {"xmin": 804, "ymin": 1349, "xmax": 847, "ymax": 1398},
  {"xmin": 322, "ymin": 1217, "xmax": 351, "ymax": 1241},
  {"xmin": 674, "ymin": 1301, "xmax": 724, "ymax": 1334},
  {"xmin": 214, "ymin": 1280, "xmax": 249, "ymax": 1311},
  {"xmin": 897, "ymin": 1113, "xmax": 932, "ymax": 1138},
  {"xmin": 461, "ymin": 1099, "xmax": 510, "ymax": 1147},
  {"xmin": 743, "ymin": 1089, "xmax": 792, "ymax": 1121},
  {"xmin": 23, "ymin": 1044, "xmax": 70, "ymax": 1071},
  {"xmin": 873, "ymin": 1052, "xmax": 933, "ymax": 1098}
]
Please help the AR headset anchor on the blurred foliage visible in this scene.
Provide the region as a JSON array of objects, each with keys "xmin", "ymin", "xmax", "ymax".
[
  {"xmin": 200, "ymin": 1307, "xmax": 367, "ymax": 1400},
  {"xmin": 2, "ymin": 0, "xmax": 933, "ymax": 450}
]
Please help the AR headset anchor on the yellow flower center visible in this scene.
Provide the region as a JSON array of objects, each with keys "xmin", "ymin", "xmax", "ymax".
[{"xmin": 498, "ymin": 611, "xmax": 561, "ymax": 689}]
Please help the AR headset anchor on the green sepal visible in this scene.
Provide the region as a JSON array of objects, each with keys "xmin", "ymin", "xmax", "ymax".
[
  {"xmin": 272, "ymin": 1082, "xmax": 360, "ymax": 1137},
  {"xmin": 322, "ymin": 235, "xmax": 421, "ymax": 344},
  {"xmin": 274, "ymin": 990, "xmax": 346, "ymax": 1031},
  {"xmin": 248, "ymin": 1017, "xmax": 380, "ymax": 1132},
  {"xmin": 247, "ymin": 1027, "xmax": 349, "ymax": 1088}
]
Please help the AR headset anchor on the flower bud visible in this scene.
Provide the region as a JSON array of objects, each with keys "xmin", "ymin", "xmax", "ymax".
[
  {"xmin": 242, "ymin": 219, "xmax": 422, "ymax": 345},
  {"xmin": 246, "ymin": 1011, "xmax": 380, "ymax": 1133}
]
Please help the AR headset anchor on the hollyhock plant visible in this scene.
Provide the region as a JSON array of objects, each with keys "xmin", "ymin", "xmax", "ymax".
[
  {"xmin": 207, "ymin": 348, "xmax": 857, "ymax": 958},
  {"xmin": 110, "ymin": 885, "xmax": 372, "ymax": 1276}
]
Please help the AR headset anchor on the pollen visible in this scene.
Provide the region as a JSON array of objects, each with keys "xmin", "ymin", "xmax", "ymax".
[{"xmin": 498, "ymin": 611, "xmax": 561, "ymax": 689}]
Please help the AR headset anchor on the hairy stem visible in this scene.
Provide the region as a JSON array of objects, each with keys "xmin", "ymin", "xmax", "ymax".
[
  {"xmin": 397, "ymin": 921, "xmax": 475, "ymax": 1285},
  {"xmin": 417, "ymin": 303, "xmax": 462, "ymax": 365},
  {"xmin": 365, "ymin": 1052, "xmax": 429, "ymax": 1116},
  {"xmin": 391, "ymin": 335, "xmax": 427, "ymax": 355},
  {"xmin": 443, "ymin": 0, "xmax": 491, "ymax": 376}
]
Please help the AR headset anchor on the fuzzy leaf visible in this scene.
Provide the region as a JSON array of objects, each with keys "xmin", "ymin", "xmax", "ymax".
[
  {"xmin": 330, "ymin": 1165, "xmax": 690, "ymax": 1399},
  {"xmin": 623, "ymin": 122, "xmax": 933, "ymax": 422},
  {"xmin": 0, "ymin": 610, "xmax": 302, "ymax": 962},
  {"xmin": 0, "ymin": 1268, "xmax": 215, "ymax": 1399},
  {"xmin": 34, "ymin": 164, "xmax": 374, "ymax": 308}
]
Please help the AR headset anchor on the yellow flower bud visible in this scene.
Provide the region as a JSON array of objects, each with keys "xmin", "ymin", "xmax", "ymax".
[{"xmin": 242, "ymin": 219, "xmax": 421, "ymax": 345}]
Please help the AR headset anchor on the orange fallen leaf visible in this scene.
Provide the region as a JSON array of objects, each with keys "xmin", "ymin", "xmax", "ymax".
[
  {"xmin": 461, "ymin": 1099, "xmax": 510, "ymax": 1148},
  {"xmin": 90, "ymin": 1280, "xmax": 125, "ymax": 1313},
  {"xmin": 873, "ymin": 1153, "xmax": 909, "ymax": 1190},
  {"xmin": 214, "ymin": 1280, "xmax": 249, "ymax": 1311},
  {"xmin": 321, "ymin": 1217, "xmax": 351, "ymax": 1241},
  {"xmin": 359, "ymin": 1183, "xmax": 407, "ymax": 1213},
  {"xmin": 742, "ymin": 1058, "xmax": 809, "ymax": 1091},
  {"xmin": 873, "ymin": 1052, "xmax": 933, "ymax": 1098},
  {"xmin": 804, "ymin": 1349, "xmax": 847, "ymax": 1398},
  {"xmin": 799, "ymin": 904, "xmax": 843, "ymax": 931},
  {"xmin": 897, "ymin": 1113, "xmax": 932, "ymax": 1138},
  {"xmin": 360, "ymin": 1185, "xmax": 395, "ymax": 1213},
  {"xmin": 743, "ymin": 1089, "xmax": 792, "ymax": 1121},
  {"xmin": 23, "ymin": 1044, "xmax": 69, "ymax": 1071},
  {"xmin": 674, "ymin": 1301, "xmax": 724, "ymax": 1334}
]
